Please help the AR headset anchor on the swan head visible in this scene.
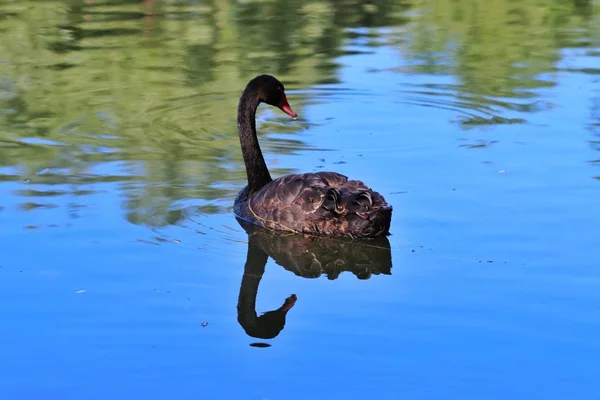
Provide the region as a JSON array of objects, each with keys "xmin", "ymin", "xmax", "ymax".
[{"xmin": 247, "ymin": 74, "xmax": 298, "ymax": 119}]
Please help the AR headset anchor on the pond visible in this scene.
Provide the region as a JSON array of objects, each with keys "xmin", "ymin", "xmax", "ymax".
[{"xmin": 1, "ymin": 0, "xmax": 599, "ymax": 399}]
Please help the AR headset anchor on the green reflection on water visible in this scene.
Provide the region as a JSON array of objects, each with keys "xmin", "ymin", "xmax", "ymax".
[
  {"xmin": 396, "ymin": 0, "xmax": 598, "ymax": 127},
  {"xmin": 0, "ymin": 0, "xmax": 597, "ymax": 227}
]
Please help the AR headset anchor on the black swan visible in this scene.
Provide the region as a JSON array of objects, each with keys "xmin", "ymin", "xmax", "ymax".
[{"xmin": 233, "ymin": 75, "xmax": 392, "ymax": 238}]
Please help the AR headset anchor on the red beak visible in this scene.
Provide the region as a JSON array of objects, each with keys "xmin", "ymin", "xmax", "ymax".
[{"xmin": 278, "ymin": 92, "xmax": 298, "ymax": 119}]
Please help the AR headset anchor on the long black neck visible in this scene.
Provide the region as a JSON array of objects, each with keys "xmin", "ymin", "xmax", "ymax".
[{"xmin": 237, "ymin": 89, "xmax": 272, "ymax": 192}]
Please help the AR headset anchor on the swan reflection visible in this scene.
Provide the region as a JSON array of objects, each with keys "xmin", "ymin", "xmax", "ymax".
[{"xmin": 236, "ymin": 218, "xmax": 393, "ymax": 346}]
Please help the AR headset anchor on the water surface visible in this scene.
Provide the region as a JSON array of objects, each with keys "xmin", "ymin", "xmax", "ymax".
[{"xmin": 1, "ymin": 1, "xmax": 599, "ymax": 399}]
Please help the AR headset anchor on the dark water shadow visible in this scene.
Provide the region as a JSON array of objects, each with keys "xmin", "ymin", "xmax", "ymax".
[{"xmin": 236, "ymin": 218, "xmax": 392, "ymax": 346}]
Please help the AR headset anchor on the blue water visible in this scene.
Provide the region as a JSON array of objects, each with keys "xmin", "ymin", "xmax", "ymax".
[{"xmin": 1, "ymin": 1, "xmax": 600, "ymax": 399}]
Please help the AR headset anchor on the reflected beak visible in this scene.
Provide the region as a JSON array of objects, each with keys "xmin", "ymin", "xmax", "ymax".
[
  {"xmin": 278, "ymin": 92, "xmax": 298, "ymax": 119},
  {"xmin": 281, "ymin": 294, "xmax": 297, "ymax": 312}
]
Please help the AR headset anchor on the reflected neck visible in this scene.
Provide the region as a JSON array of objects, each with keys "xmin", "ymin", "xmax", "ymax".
[
  {"xmin": 237, "ymin": 244, "xmax": 267, "ymax": 333},
  {"xmin": 236, "ymin": 242, "xmax": 291, "ymax": 340}
]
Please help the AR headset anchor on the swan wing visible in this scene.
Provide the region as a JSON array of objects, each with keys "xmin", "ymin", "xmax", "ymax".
[{"xmin": 249, "ymin": 171, "xmax": 390, "ymax": 228}]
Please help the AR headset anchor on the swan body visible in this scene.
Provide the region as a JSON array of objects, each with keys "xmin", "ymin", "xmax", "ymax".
[{"xmin": 233, "ymin": 75, "xmax": 392, "ymax": 238}]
